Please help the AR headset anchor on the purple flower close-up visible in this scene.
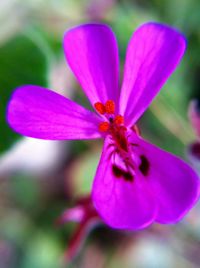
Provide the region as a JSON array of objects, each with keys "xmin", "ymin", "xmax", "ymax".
[{"xmin": 7, "ymin": 22, "xmax": 200, "ymax": 230}]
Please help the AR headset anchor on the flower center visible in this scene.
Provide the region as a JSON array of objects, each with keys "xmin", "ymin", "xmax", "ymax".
[
  {"xmin": 94, "ymin": 100, "xmax": 128, "ymax": 152},
  {"xmin": 94, "ymin": 100, "xmax": 149, "ymax": 182}
]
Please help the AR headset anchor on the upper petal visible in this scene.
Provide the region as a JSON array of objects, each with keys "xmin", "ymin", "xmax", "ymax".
[
  {"xmin": 119, "ymin": 22, "xmax": 186, "ymax": 126},
  {"xmin": 63, "ymin": 24, "xmax": 120, "ymax": 108},
  {"xmin": 129, "ymin": 133, "xmax": 200, "ymax": 223},
  {"xmin": 92, "ymin": 136, "xmax": 157, "ymax": 230},
  {"xmin": 7, "ymin": 85, "xmax": 101, "ymax": 140}
]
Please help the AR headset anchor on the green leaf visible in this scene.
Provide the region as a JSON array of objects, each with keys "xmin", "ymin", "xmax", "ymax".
[{"xmin": 0, "ymin": 34, "xmax": 48, "ymax": 153}]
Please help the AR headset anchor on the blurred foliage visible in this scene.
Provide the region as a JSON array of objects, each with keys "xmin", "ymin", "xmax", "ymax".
[
  {"xmin": 10, "ymin": 174, "xmax": 40, "ymax": 210},
  {"xmin": 0, "ymin": 34, "xmax": 48, "ymax": 153}
]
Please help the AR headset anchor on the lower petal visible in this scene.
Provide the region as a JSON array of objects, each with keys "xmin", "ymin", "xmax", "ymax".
[
  {"xmin": 92, "ymin": 136, "xmax": 157, "ymax": 230},
  {"xmin": 129, "ymin": 134, "xmax": 200, "ymax": 223}
]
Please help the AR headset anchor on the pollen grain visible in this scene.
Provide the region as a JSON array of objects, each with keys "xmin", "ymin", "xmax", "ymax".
[
  {"xmin": 99, "ymin": 122, "xmax": 110, "ymax": 132},
  {"xmin": 114, "ymin": 115, "xmax": 124, "ymax": 125},
  {"xmin": 105, "ymin": 100, "xmax": 115, "ymax": 114},
  {"xmin": 94, "ymin": 102, "xmax": 106, "ymax": 114}
]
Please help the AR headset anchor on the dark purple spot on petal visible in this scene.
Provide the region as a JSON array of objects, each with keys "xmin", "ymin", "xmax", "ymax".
[
  {"xmin": 112, "ymin": 165, "xmax": 123, "ymax": 177},
  {"xmin": 112, "ymin": 165, "xmax": 134, "ymax": 182},
  {"xmin": 124, "ymin": 171, "xmax": 134, "ymax": 182},
  {"xmin": 139, "ymin": 155, "xmax": 150, "ymax": 176}
]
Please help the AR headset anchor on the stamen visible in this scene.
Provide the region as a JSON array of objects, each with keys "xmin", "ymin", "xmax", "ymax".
[
  {"xmin": 114, "ymin": 115, "xmax": 124, "ymax": 125},
  {"xmin": 105, "ymin": 100, "xmax": 115, "ymax": 114},
  {"xmin": 131, "ymin": 125, "xmax": 141, "ymax": 135},
  {"xmin": 94, "ymin": 102, "xmax": 106, "ymax": 114},
  {"xmin": 99, "ymin": 122, "xmax": 110, "ymax": 132}
]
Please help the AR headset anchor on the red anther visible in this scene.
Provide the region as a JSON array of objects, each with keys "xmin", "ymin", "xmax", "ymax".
[
  {"xmin": 99, "ymin": 122, "xmax": 110, "ymax": 132},
  {"xmin": 94, "ymin": 102, "xmax": 106, "ymax": 114},
  {"xmin": 114, "ymin": 115, "xmax": 124, "ymax": 125},
  {"xmin": 105, "ymin": 100, "xmax": 115, "ymax": 114}
]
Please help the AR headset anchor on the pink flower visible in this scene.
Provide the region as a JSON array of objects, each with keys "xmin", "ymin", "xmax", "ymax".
[{"xmin": 7, "ymin": 22, "xmax": 200, "ymax": 230}]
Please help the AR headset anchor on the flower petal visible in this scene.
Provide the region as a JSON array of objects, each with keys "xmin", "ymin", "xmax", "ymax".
[
  {"xmin": 92, "ymin": 136, "xmax": 157, "ymax": 230},
  {"xmin": 129, "ymin": 133, "xmax": 200, "ymax": 223},
  {"xmin": 119, "ymin": 22, "xmax": 186, "ymax": 126},
  {"xmin": 63, "ymin": 24, "xmax": 120, "ymax": 108},
  {"xmin": 7, "ymin": 85, "xmax": 102, "ymax": 140}
]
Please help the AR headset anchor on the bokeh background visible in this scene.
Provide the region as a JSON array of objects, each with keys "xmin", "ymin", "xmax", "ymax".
[{"xmin": 1, "ymin": 0, "xmax": 200, "ymax": 267}]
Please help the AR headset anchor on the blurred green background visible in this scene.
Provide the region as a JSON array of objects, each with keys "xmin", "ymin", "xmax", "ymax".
[{"xmin": 0, "ymin": 0, "xmax": 200, "ymax": 267}]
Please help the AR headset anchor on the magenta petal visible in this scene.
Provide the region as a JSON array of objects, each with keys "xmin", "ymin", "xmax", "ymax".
[
  {"xmin": 120, "ymin": 22, "xmax": 186, "ymax": 126},
  {"xmin": 129, "ymin": 134, "xmax": 200, "ymax": 223},
  {"xmin": 7, "ymin": 85, "xmax": 102, "ymax": 140},
  {"xmin": 63, "ymin": 24, "xmax": 120, "ymax": 107},
  {"xmin": 92, "ymin": 136, "xmax": 157, "ymax": 230}
]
